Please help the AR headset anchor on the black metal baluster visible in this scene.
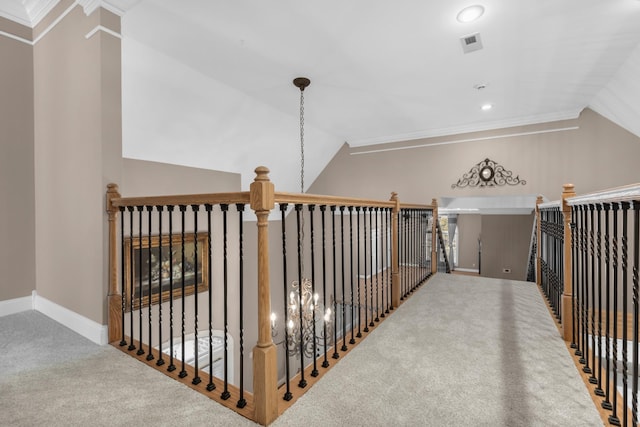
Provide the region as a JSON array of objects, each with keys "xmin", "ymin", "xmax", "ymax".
[
  {"xmin": 570, "ymin": 207, "xmax": 580, "ymax": 354},
  {"xmin": 147, "ymin": 206, "xmax": 154, "ymax": 361},
  {"xmin": 179, "ymin": 205, "xmax": 187, "ymax": 377},
  {"xmin": 363, "ymin": 207, "xmax": 369, "ymax": 333},
  {"xmin": 127, "ymin": 206, "xmax": 136, "ymax": 352},
  {"xmin": 387, "ymin": 208, "xmax": 393, "ymax": 311},
  {"xmin": 400, "ymin": 210, "xmax": 404, "ymax": 300},
  {"xmin": 192, "ymin": 206, "xmax": 200, "ymax": 384},
  {"xmin": 369, "ymin": 207, "xmax": 375, "ymax": 328},
  {"xmin": 331, "ymin": 205, "xmax": 340, "ymax": 358},
  {"xmin": 220, "ymin": 204, "xmax": 231, "ymax": 400},
  {"xmin": 603, "ymin": 203, "xmax": 613, "ymax": 410},
  {"xmin": 237, "ymin": 203, "xmax": 246, "ymax": 408},
  {"xmin": 381, "ymin": 208, "xmax": 387, "ymax": 317},
  {"xmin": 610, "ymin": 202, "xmax": 621, "ymax": 426},
  {"xmin": 340, "ymin": 206, "xmax": 348, "ymax": 352},
  {"xmin": 595, "ymin": 205, "xmax": 604, "ymax": 396},
  {"xmin": 156, "ymin": 206, "xmax": 164, "ymax": 365},
  {"xmin": 308, "ymin": 204, "xmax": 319, "ymax": 377},
  {"xmin": 632, "ymin": 202, "xmax": 639, "ymax": 426},
  {"xmin": 295, "ymin": 204, "xmax": 307, "ymax": 388},
  {"xmin": 280, "ymin": 203, "xmax": 293, "ymax": 401},
  {"xmin": 167, "ymin": 206, "xmax": 176, "ymax": 372},
  {"xmin": 319, "ymin": 205, "xmax": 330, "ymax": 369},
  {"xmin": 137, "ymin": 206, "xmax": 145, "ymax": 356},
  {"xmin": 349, "ymin": 206, "xmax": 356, "ymax": 344},
  {"xmin": 622, "ymin": 202, "xmax": 630, "ymax": 427},
  {"xmin": 205, "ymin": 204, "xmax": 215, "ymax": 392},
  {"xmin": 588, "ymin": 205, "xmax": 596, "ymax": 383},
  {"xmin": 375, "ymin": 208, "xmax": 380, "ymax": 322},
  {"xmin": 356, "ymin": 207, "xmax": 363, "ymax": 338},
  {"xmin": 119, "ymin": 207, "xmax": 127, "ymax": 347},
  {"xmin": 580, "ymin": 206, "xmax": 589, "ymax": 369}
]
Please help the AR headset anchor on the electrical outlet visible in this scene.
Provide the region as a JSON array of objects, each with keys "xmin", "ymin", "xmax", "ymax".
[{"xmin": 502, "ymin": 268, "xmax": 511, "ymax": 273}]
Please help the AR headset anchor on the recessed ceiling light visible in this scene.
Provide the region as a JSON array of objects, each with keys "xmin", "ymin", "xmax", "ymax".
[
  {"xmin": 481, "ymin": 103, "xmax": 493, "ymax": 111},
  {"xmin": 457, "ymin": 5, "xmax": 485, "ymax": 23}
]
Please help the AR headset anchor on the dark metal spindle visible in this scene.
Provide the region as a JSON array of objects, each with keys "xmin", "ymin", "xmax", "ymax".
[
  {"xmin": 179, "ymin": 205, "xmax": 187, "ymax": 377},
  {"xmin": 595, "ymin": 205, "xmax": 604, "ymax": 396},
  {"xmin": 237, "ymin": 203, "xmax": 247, "ymax": 408},
  {"xmin": 308, "ymin": 205, "xmax": 319, "ymax": 377},
  {"xmin": 220, "ymin": 204, "xmax": 231, "ymax": 400},
  {"xmin": 603, "ymin": 203, "xmax": 613, "ymax": 410},
  {"xmin": 369, "ymin": 207, "xmax": 374, "ymax": 327},
  {"xmin": 571, "ymin": 208, "xmax": 577, "ymax": 350},
  {"xmin": 319, "ymin": 205, "xmax": 330, "ymax": 369},
  {"xmin": 622, "ymin": 202, "xmax": 630, "ymax": 427},
  {"xmin": 119, "ymin": 207, "xmax": 127, "ymax": 347},
  {"xmin": 580, "ymin": 206, "xmax": 589, "ymax": 369},
  {"xmin": 137, "ymin": 206, "xmax": 145, "ymax": 356},
  {"xmin": 610, "ymin": 202, "xmax": 621, "ymax": 426},
  {"xmin": 381, "ymin": 208, "xmax": 387, "ymax": 317},
  {"xmin": 375, "ymin": 208, "xmax": 380, "ymax": 322},
  {"xmin": 205, "ymin": 204, "xmax": 216, "ymax": 391},
  {"xmin": 632, "ymin": 203, "xmax": 639, "ymax": 426},
  {"xmin": 280, "ymin": 203, "xmax": 292, "ymax": 401},
  {"xmin": 340, "ymin": 206, "xmax": 348, "ymax": 352},
  {"xmin": 167, "ymin": 206, "xmax": 176, "ymax": 372},
  {"xmin": 349, "ymin": 206, "xmax": 356, "ymax": 344},
  {"xmin": 127, "ymin": 206, "xmax": 136, "ymax": 352},
  {"xmin": 588, "ymin": 205, "xmax": 597, "ymax": 383},
  {"xmin": 356, "ymin": 207, "xmax": 363, "ymax": 338},
  {"xmin": 295, "ymin": 204, "xmax": 307, "ymax": 388},
  {"xmin": 331, "ymin": 205, "xmax": 340, "ymax": 358},
  {"xmin": 156, "ymin": 206, "xmax": 165, "ymax": 366},
  {"xmin": 147, "ymin": 206, "xmax": 154, "ymax": 361},
  {"xmin": 363, "ymin": 207, "xmax": 369, "ymax": 333},
  {"xmin": 192, "ymin": 205, "xmax": 200, "ymax": 384}
]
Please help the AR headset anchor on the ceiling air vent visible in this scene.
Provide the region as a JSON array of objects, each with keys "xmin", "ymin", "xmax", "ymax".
[{"xmin": 460, "ymin": 32, "xmax": 483, "ymax": 54}]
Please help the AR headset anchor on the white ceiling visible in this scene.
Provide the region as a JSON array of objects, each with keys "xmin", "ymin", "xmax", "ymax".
[{"xmin": 3, "ymin": 0, "xmax": 640, "ymax": 195}]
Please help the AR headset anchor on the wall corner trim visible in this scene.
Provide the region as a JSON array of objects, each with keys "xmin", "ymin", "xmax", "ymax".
[
  {"xmin": 33, "ymin": 292, "xmax": 109, "ymax": 345},
  {"xmin": 85, "ymin": 24, "xmax": 121, "ymax": 39}
]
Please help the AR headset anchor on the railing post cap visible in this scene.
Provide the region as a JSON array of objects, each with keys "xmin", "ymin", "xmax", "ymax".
[
  {"xmin": 536, "ymin": 195, "xmax": 544, "ymax": 204},
  {"xmin": 390, "ymin": 192, "xmax": 398, "ymax": 201},
  {"xmin": 432, "ymin": 198, "xmax": 438, "ymax": 207},
  {"xmin": 562, "ymin": 183, "xmax": 575, "ymax": 192},
  {"xmin": 254, "ymin": 166, "xmax": 271, "ymax": 182},
  {"xmin": 107, "ymin": 183, "xmax": 119, "ymax": 192}
]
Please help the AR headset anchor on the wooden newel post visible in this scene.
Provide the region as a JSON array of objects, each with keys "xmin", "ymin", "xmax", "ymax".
[
  {"xmin": 250, "ymin": 166, "xmax": 278, "ymax": 426},
  {"xmin": 106, "ymin": 183, "xmax": 122, "ymax": 344},
  {"xmin": 390, "ymin": 192, "xmax": 401, "ymax": 309},
  {"xmin": 431, "ymin": 198, "xmax": 438, "ymax": 275},
  {"xmin": 535, "ymin": 195, "xmax": 543, "ymax": 289},
  {"xmin": 561, "ymin": 184, "xmax": 576, "ymax": 342}
]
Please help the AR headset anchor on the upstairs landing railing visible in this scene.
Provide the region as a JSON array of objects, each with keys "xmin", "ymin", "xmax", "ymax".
[
  {"xmin": 106, "ymin": 166, "xmax": 440, "ymax": 425},
  {"xmin": 536, "ymin": 183, "xmax": 640, "ymax": 427}
]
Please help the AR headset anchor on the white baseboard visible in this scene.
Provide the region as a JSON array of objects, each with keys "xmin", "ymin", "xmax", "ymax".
[
  {"xmin": 454, "ymin": 268, "xmax": 480, "ymax": 273},
  {"xmin": 0, "ymin": 292, "xmax": 108, "ymax": 345},
  {"xmin": 0, "ymin": 295, "xmax": 34, "ymax": 317}
]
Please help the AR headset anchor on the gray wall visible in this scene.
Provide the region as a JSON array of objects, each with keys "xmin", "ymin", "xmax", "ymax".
[
  {"xmin": 0, "ymin": 17, "xmax": 35, "ymax": 301},
  {"xmin": 480, "ymin": 215, "xmax": 534, "ymax": 281},
  {"xmin": 456, "ymin": 215, "xmax": 481, "ymax": 271}
]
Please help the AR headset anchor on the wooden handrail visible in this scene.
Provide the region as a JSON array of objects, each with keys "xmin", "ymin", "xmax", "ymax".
[{"xmin": 110, "ymin": 192, "xmax": 251, "ymax": 208}]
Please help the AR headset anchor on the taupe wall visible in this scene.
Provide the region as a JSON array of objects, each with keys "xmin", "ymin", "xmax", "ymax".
[
  {"xmin": 480, "ymin": 215, "xmax": 534, "ymax": 280},
  {"xmin": 0, "ymin": 19, "xmax": 35, "ymax": 301},
  {"xmin": 309, "ymin": 109, "xmax": 640, "ymax": 203},
  {"xmin": 456, "ymin": 215, "xmax": 481, "ymax": 271},
  {"xmin": 33, "ymin": 3, "xmax": 122, "ymax": 324}
]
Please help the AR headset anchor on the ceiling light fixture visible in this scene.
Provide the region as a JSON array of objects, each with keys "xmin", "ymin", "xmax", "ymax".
[
  {"xmin": 457, "ymin": 5, "xmax": 485, "ymax": 23},
  {"xmin": 481, "ymin": 103, "xmax": 493, "ymax": 111}
]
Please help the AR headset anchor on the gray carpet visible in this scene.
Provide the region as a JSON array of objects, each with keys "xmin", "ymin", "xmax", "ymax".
[{"xmin": 1, "ymin": 275, "xmax": 603, "ymax": 426}]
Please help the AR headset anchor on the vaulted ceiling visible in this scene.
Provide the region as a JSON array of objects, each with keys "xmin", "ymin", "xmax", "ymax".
[{"xmin": 3, "ymin": 0, "xmax": 640, "ymax": 191}]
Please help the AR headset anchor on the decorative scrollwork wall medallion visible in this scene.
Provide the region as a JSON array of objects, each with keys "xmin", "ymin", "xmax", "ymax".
[{"xmin": 451, "ymin": 158, "xmax": 526, "ymax": 189}]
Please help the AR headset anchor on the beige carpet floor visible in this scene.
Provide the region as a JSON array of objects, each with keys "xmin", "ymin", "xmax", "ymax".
[{"xmin": 1, "ymin": 274, "xmax": 603, "ymax": 426}]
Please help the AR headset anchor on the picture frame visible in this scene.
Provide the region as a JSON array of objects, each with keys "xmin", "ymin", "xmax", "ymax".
[{"xmin": 123, "ymin": 232, "xmax": 209, "ymax": 311}]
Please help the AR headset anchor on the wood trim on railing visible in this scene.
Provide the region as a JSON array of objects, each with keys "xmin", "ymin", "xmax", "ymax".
[
  {"xmin": 110, "ymin": 192, "xmax": 251, "ymax": 208},
  {"xmin": 565, "ymin": 182, "xmax": 640, "ymax": 206},
  {"xmin": 274, "ymin": 192, "xmax": 396, "ymax": 208},
  {"xmin": 106, "ymin": 183, "xmax": 122, "ymax": 344},
  {"xmin": 561, "ymin": 184, "xmax": 576, "ymax": 342}
]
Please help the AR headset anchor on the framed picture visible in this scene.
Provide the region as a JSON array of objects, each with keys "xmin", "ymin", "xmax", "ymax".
[{"xmin": 124, "ymin": 232, "xmax": 209, "ymax": 311}]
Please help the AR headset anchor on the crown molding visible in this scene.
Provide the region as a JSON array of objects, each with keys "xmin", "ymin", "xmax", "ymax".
[{"xmin": 348, "ymin": 109, "xmax": 582, "ymax": 147}]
